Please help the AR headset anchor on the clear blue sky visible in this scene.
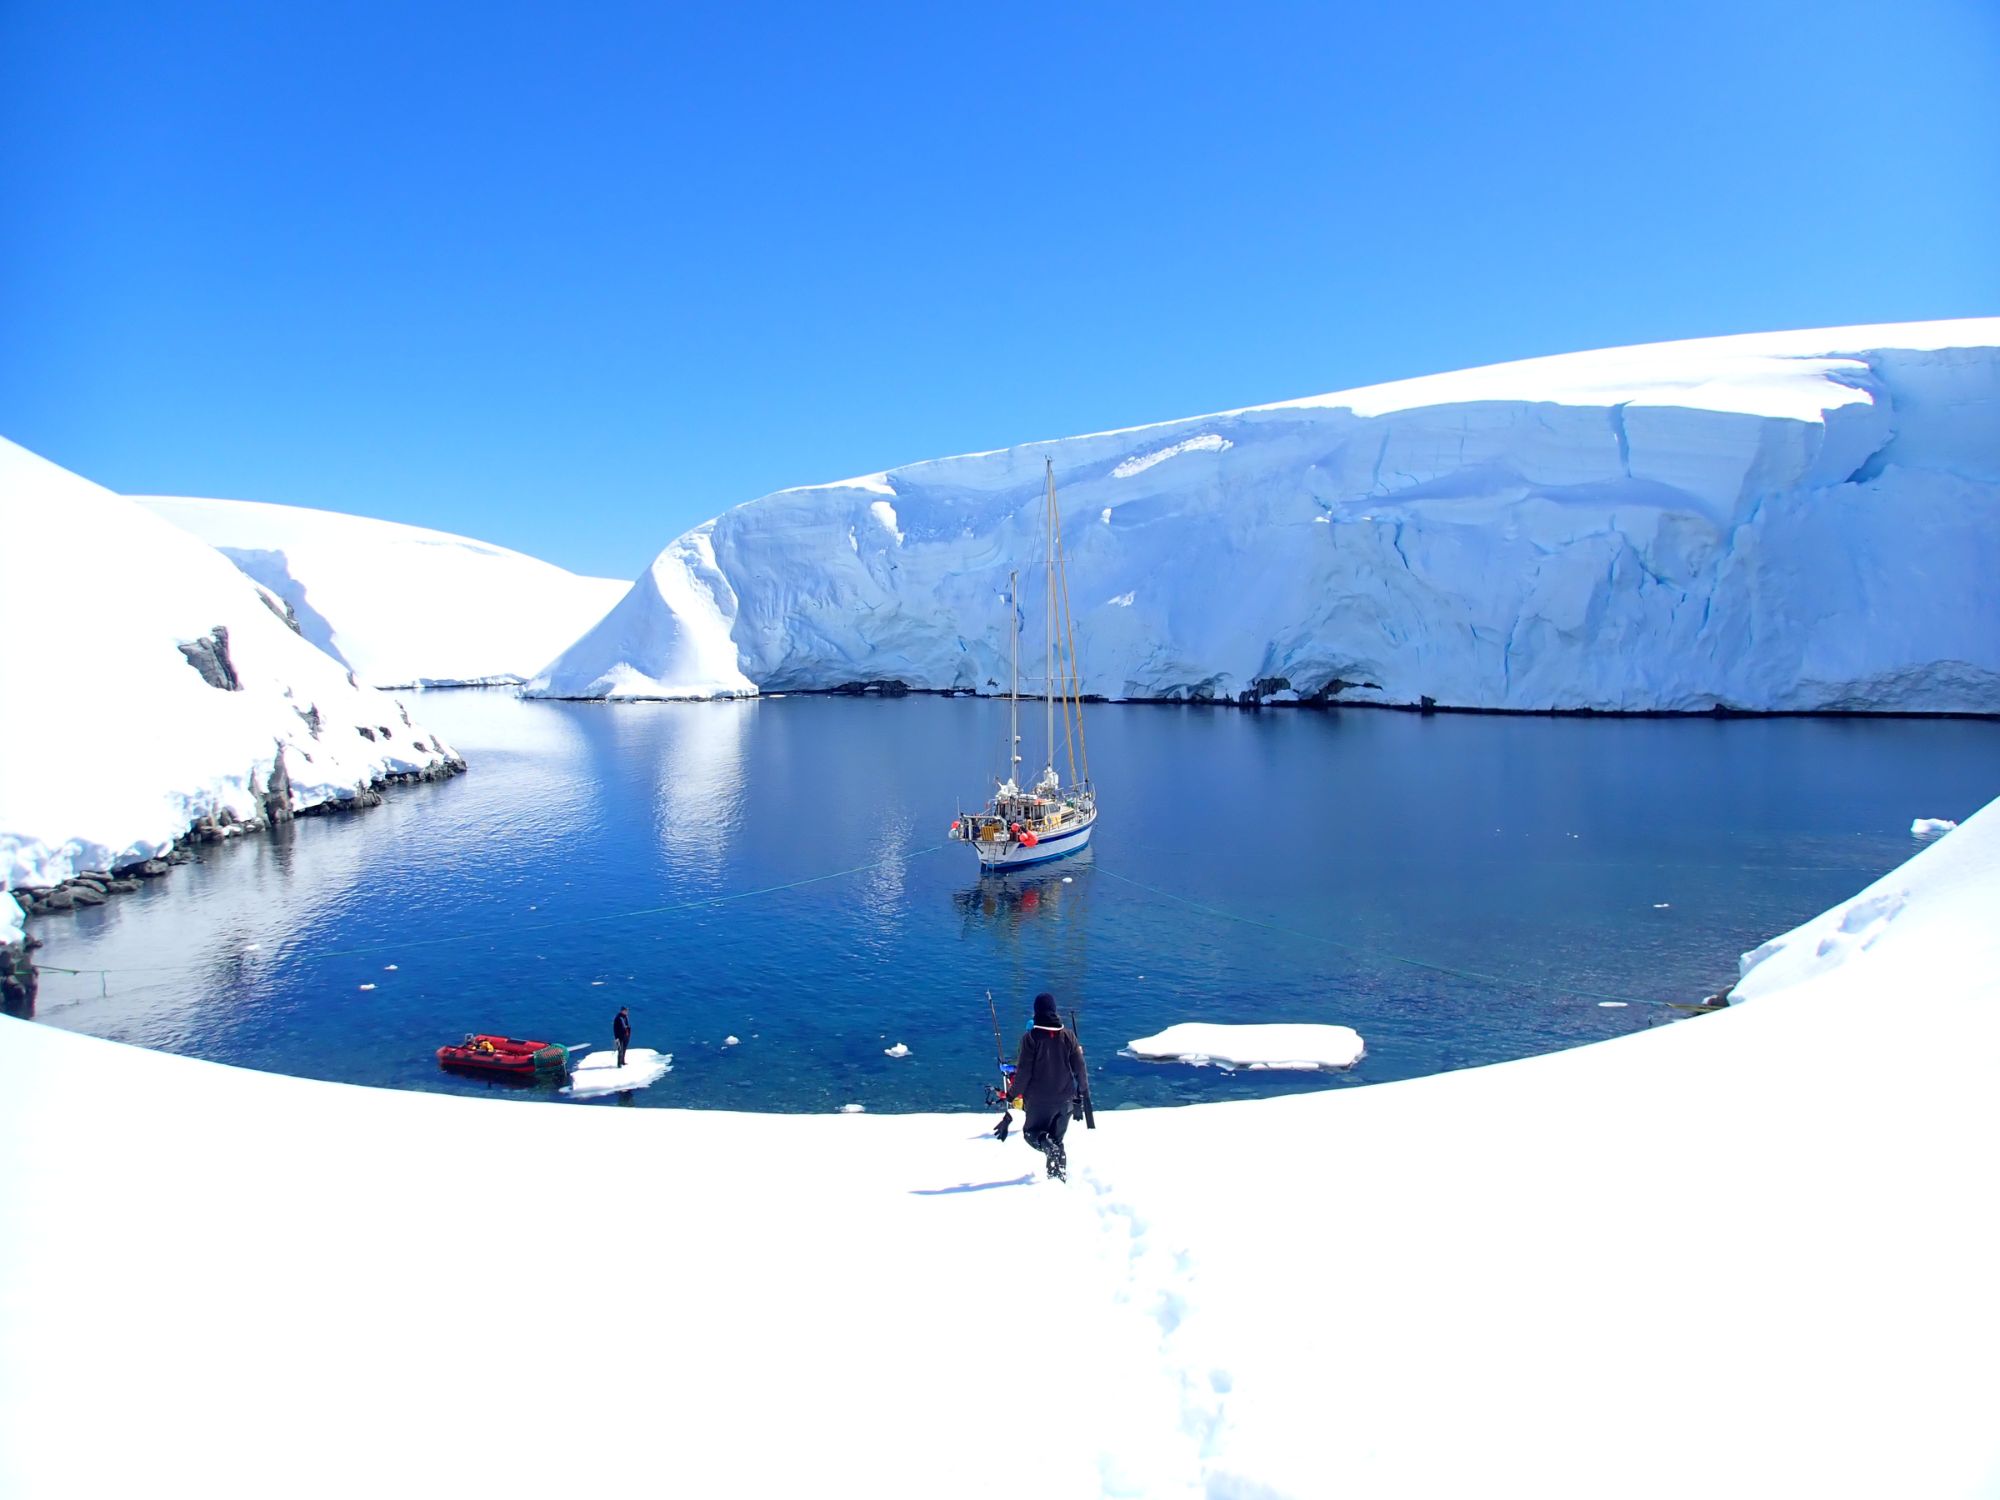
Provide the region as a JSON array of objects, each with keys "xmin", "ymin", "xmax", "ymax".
[{"xmin": 4, "ymin": 0, "xmax": 1995, "ymax": 578}]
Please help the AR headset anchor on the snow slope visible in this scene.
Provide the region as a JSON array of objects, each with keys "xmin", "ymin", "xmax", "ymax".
[
  {"xmin": 1732, "ymin": 809, "xmax": 1992, "ymax": 1003},
  {"xmin": 2, "ymin": 796, "xmax": 1995, "ymax": 1497},
  {"xmin": 535, "ymin": 319, "xmax": 2000, "ymax": 709},
  {"xmin": 0, "ymin": 439, "xmax": 462, "ymax": 892},
  {"xmin": 136, "ymin": 495, "xmax": 628, "ymax": 688},
  {"xmin": 529, "ymin": 524, "xmax": 756, "ymax": 698}
]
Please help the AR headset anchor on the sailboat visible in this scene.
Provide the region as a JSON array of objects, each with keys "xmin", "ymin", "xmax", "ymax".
[{"xmin": 950, "ymin": 459, "xmax": 1098, "ymax": 870}]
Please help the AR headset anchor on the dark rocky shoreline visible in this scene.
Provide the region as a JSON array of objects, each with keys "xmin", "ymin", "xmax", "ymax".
[
  {"xmin": 0, "ymin": 754, "xmax": 466, "ymax": 1020},
  {"xmin": 750, "ymin": 679, "xmax": 2000, "ymax": 721}
]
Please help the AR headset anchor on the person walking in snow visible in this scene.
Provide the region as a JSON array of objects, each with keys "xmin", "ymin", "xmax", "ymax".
[
  {"xmin": 1009, "ymin": 992, "xmax": 1088, "ymax": 1181},
  {"xmin": 613, "ymin": 1005, "xmax": 632, "ymax": 1068}
]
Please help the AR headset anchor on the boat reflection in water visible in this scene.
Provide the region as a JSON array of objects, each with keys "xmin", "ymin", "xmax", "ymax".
[{"xmin": 951, "ymin": 847, "xmax": 1096, "ymax": 928}]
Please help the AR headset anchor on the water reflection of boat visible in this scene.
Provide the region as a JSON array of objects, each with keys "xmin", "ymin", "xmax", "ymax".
[
  {"xmin": 951, "ymin": 459, "xmax": 1097, "ymax": 870},
  {"xmin": 951, "ymin": 849, "xmax": 1095, "ymax": 923}
]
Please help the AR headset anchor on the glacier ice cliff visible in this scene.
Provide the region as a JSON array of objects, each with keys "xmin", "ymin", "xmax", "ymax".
[{"xmin": 531, "ymin": 319, "xmax": 2000, "ymax": 712}]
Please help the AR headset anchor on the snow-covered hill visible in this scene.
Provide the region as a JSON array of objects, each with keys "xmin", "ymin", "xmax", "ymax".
[
  {"xmin": 136, "ymin": 495, "xmax": 628, "ymax": 688},
  {"xmin": 532, "ymin": 319, "xmax": 2000, "ymax": 710},
  {"xmin": 0, "ymin": 439, "xmax": 464, "ymax": 893}
]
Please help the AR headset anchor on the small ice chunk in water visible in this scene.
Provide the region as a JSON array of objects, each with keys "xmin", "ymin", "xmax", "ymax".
[
  {"xmin": 383, "ymin": 964, "xmax": 398, "ymax": 971},
  {"xmin": 884, "ymin": 1043, "xmax": 911, "ymax": 1058},
  {"xmin": 358, "ymin": 983, "xmax": 376, "ymax": 992},
  {"xmin": 1062, "ymin": 876, "xmax": 1073, "ymax": 883},
  {"xmin": 724, "ymin": 1035, "xmax": 740, "ymax": 1047},
  {"xmin": 1598, "ymin": 1001, "xmax": 1629, "ymax": 1008},
  {"xmin": 1653, "ymin": 903, "xmax": 1671, "ymax": 909},
  {"xmin": 840, "ymin": 1103, "xmax": 865, "ymax": 1114},
  {"xmin": 1911, "ymin": 817, "xmax": 1957, "ymax": 837},
  {"xmin": 1126, "ymin": 1022, "xmax": 1364, "ymax": 1071},
  {"xmin": 566, "ymin": 1048, "xmax": 671, "ymax": 1096}
]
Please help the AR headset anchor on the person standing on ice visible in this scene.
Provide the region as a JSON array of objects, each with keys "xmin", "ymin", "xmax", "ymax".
[
  {"xmin": 1009, "ymin": 992, "xmax": 1087, "ymax": 1181},
  {"xmin": 613, "ymin": 1005, "xmax": 632, "ymax": 1068}
]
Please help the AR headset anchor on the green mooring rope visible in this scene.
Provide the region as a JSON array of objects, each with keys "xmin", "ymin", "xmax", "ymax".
[{"xmin": 1093, "ymin": 864, "xmax": 1692, "ymax": 1009}]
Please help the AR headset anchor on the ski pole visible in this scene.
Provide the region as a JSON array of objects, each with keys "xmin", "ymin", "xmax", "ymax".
[
  {"xmin": 1072, "ymin": 1004, "xmax": 1104, "ymax": 1136},
  {"xmin": 985, "ymin": 990, "xmax": 1005, "ymax": 1073},
  {"xmin": 986, "ymin": 989, "xmax": 1015, "ymax": 1138}
]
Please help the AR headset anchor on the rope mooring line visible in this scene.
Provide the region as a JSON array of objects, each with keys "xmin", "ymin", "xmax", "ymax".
[{"xmin": 1093, "ymin": 864, "xmax": 1692, "ymax": 1009}]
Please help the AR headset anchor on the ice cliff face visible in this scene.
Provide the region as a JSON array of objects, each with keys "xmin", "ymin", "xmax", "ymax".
[
  {"xmin": 136, "ymin": 496, "xmax": 629, "ymax": 688},
  {"xmin": 532, "ymin": 319, "xmax": 2000, "ymax": 711},
  {"xmin": 0, "ymin": 440, "xmax": 464, "ymax": 892}
]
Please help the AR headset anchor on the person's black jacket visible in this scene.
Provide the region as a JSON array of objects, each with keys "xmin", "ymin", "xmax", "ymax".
[
  {"xmin": 613, "ymin": 1011, "xmax": 632, "ymax": 1044},
  {"xmin": 1011, "ymin": 1025, "xmax": 1085, "ymax": 1116}
]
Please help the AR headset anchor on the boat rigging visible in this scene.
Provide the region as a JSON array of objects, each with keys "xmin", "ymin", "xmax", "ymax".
[{"xmin": 949, "ymin": 459, "xmax": 1098, "ymax": 870}]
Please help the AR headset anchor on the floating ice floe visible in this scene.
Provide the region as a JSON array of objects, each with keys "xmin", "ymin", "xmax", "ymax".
[
  {"xmin": 1598, "ymin": 1001, "xmax": 1629, "ymax": 1008},
  {"xmin": 884, "ymin": 1043, "xmax": 910, "ymax": 1058},
  {"xmin": 839, "ymin": 1103, "xmax": 865, "ymax": 1113},
  {"xmin": 565, "ymin": 1048, "xmax": 671, "ymax": 1097},
  {"xmin": 1653, "ymin": 903, "xmax": 1671, "ymax": 909},
  {"xmin": 723, "ymin": 1035, "xmax": 739, "ymax": 1047},
  {"xmin": 383, "ymin": 964, "xmax": 398, "ymax": 971},
  {"xmin": 1911, "ymin": 817, "xmax": 1958, "ymax": 837},
  {"xmin": 1124, "ymin": 1022, "xmax": 1365, "ymax": 1071},
  {"xmin": 357, "ymin": 983, "xmax": 376, "ymax": 992}
]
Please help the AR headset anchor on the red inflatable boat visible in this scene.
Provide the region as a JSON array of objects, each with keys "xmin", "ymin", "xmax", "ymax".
[{"xmin": 437, "ymin": 1034, "xmax": 572, "ymax": 1079}]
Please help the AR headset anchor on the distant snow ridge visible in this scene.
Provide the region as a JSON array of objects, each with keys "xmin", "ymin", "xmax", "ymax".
[
  {"xmin": 0, "ymin": 440, "xmax": 463, "ymax": 892},
  {"xmin": 136, "ymin": 496, "xmax": 628, "ymax": 688},
  {"xmin": 541, "ymin": 319, "xmax": 2000, "ymax": 710}
]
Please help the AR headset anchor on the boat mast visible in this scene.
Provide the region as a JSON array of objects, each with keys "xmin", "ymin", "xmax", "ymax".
[
  {"xmin": 1044, "ymin": 458, "xmax": 1056, "ymax": 786},
  {"xmin": 1006, "ymin": 568, "xmax": 1019, "ymax": 792},
  {"xmin": 1051, "ymin": 468, "xmax": 1084, "ymax": 791}
]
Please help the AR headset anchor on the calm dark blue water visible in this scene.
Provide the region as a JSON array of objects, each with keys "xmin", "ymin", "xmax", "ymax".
[{"xmin": 25, "ymin": 693, "xmax": 1996, "ymax": 1111}]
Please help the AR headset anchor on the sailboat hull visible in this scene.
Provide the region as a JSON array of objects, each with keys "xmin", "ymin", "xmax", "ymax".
[{"xmin": 972, "ymin": 814, "xmax": 1096, "ymax": 870}]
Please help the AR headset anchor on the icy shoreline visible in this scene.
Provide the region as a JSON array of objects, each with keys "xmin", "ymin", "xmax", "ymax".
[
  {"xmin": 3, "ymin": 794, "xmax": 1996, "ymax": 1495},
  {"xmin": 1, "ymin": 438, "xmax": 471, "ymax": 910},
  {"xmin": 697, "ymin": 679, "xmax": 2000, "ymax": 718}
]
